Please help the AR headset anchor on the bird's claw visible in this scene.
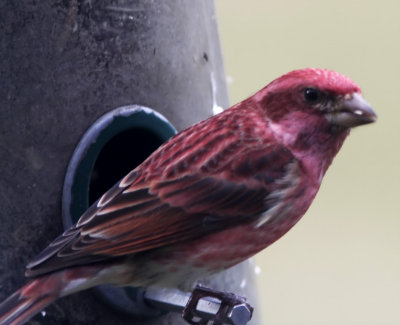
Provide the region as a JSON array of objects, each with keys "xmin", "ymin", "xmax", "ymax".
[{"xmin": 182, "ymin": 284, "xmax": 253, "ymax": 325}]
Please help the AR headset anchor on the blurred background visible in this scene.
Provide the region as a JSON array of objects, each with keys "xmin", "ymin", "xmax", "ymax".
[{"xmin": 216, "ymin": 0, "xmax": 399, "ymax": 324}]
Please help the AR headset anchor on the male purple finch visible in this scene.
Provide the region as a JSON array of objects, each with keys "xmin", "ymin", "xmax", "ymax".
[{"xmin": 0, "ymin": 68, "xmax": 376, "ymax": 325}]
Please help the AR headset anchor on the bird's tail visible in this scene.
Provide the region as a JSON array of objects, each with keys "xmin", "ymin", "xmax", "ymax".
[
  {"xmin": 0, "ymin": 277, "xmax": 57, "ymax": 325},
  {"xmin": 0, "ymin": 265, "xmax": 107, "ymax": 325}
]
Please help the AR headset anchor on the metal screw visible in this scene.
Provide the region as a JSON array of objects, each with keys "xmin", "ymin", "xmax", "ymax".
[{"xmin": 143, "ymin": 287, "xmax": 253, "ymax": 325}]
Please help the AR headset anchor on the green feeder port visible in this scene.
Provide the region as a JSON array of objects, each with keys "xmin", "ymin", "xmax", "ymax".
[{"xmin": 62, "ymin": 105, "xmax": 177, "ymax": 317}]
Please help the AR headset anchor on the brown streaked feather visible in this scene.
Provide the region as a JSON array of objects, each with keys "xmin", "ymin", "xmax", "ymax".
[
  {"xmin": 26, "ymin": 109, "xmax": 298, "ymax": 277},
  {"xmin": 76, "ymin": 171, "xmax": 141, "ymax": 227}
]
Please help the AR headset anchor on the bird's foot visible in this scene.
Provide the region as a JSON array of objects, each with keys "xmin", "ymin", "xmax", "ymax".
[{"xmin": 182, "ymin": 284, "xmax": 253, "ymax": 325}]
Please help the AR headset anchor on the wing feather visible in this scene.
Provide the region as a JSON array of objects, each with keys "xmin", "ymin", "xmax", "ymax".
[{"xmin": 26, "ymin": 116, "xmax": 299, "ymax": 277}]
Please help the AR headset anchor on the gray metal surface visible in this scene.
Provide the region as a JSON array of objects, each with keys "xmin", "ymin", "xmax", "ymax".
[
  {"xmin": 0, "ymin": 1, "xmax": 260, "ymax": 324},
  {"xmin": 144, "ymin": 287, "xmax": 253, "ymax": 325}
]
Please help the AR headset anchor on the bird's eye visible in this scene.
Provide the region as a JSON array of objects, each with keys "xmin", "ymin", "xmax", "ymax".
[{"xmin": 303, "ymin": 88, "xmax": 322, "ymax": 104}]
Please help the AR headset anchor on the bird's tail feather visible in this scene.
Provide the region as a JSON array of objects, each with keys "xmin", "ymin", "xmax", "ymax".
[
  {"xmin": 0, "ymin": 282, "xmax": 55, "ymax": 325},
  {"xmin": 0, "ymin": 277, "xmax": 60, "ymax": 325},
  {"xmin": 0, "ymin": 265, "xmax": 106, "ymax": 325}
]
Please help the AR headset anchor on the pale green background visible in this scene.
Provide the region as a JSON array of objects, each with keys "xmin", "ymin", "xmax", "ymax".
[{"xmin": 216, "ymin": 1, "xmax": 399, "ymax": 324}]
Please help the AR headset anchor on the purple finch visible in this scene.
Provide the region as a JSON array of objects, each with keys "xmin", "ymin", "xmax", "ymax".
[{"xmin": 0, "ymin": 68, "xmax": 376, "ymax": 325}]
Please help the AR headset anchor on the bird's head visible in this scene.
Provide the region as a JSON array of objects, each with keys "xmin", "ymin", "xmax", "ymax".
[
  {"xmin": 252, "ymin": 68, "xmax": 377, "ymax": 172},
  {"xmin": 255, "ymin": 68, "xmax": 377, "ymax": 133}
]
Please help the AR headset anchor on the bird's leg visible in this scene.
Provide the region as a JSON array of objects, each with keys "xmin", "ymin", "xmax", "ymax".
[{"xmin": 182, "ymin": 284, "xmax": 253, "ymax": 325}]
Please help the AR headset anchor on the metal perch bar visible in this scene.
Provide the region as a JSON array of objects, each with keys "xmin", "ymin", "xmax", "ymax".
[{"xmin": 144, "ymin": 287, "xmax": 253, "ymax": 325}]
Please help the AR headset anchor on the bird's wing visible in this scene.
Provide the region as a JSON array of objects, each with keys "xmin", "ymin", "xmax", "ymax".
[{"xmin": 26, "ymin": 125, "xmax": 298, "ymax": 276}]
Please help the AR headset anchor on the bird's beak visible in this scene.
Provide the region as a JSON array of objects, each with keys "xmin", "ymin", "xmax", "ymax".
[{"xmin": 327, "ymin": 93, "xmax": 377, "ymax": 128}]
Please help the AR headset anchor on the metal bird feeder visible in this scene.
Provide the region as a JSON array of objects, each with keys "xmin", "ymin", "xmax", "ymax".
[{"xmin": 0, "ymin": 1, "xmax": 259, "ymax": 324}]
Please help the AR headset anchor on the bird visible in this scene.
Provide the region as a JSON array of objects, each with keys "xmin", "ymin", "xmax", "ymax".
[{"xmin": 0, "ymin": 68, "xmax": 376, "ymax": 325}]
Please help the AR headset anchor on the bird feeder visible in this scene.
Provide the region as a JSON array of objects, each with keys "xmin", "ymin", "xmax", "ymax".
[{"xmin": 0, "ymin": 1, "xmax": 259, "ymax": 324}]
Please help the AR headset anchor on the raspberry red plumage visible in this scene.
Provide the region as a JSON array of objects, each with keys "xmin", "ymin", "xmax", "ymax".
[{"xmin": 0, "ymin": 68, "xmax": 376, "ymax": 325}]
